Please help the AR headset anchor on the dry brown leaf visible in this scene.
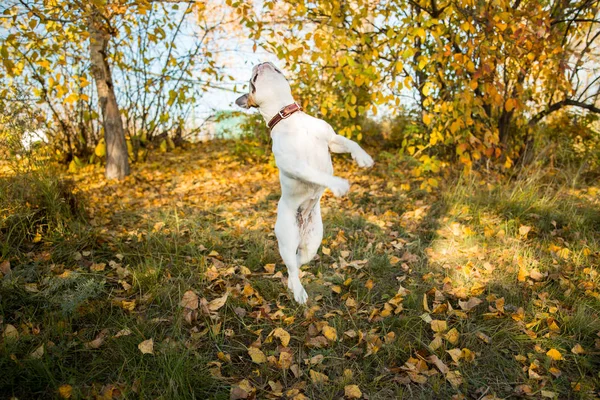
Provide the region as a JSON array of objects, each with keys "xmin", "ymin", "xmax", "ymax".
[
  {"xmin": 85, "ymin": 329, "xmax": 109, "ymax": 349},
  {"xmin": 428, "ymin": 354, "xmax": 449, "ymax": 374},
  {"xmin": 30, "ymin": 344, "xmax": 44, "ymax": 359},
  {"xmin": 3, "ymin": 324, "xmax": 18, "ymax": 340},
  {"xmin": 208, "ymin": 293, "xmax": 229, "ymax": 311},
  {"xmin": 230, "ymin": 379, "xmax": 253, "ymax": 400},
  {"xmin": 0, "ymin": 260, "xmax": 11, "ymax": 275},
  {"xmin": 458, "ymin": 297, "xmax": 482, "ymax": 311},
  {"xmin": 180, "ymin": 290, "xmax": 199, "ymax": 310}
]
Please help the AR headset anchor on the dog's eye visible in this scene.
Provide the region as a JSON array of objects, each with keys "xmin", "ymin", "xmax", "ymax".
[
  {"xmin": 252, "ymin": 75, "xmax": 258, "ymax": 83},
  {"xmin": 249, "ymin": 81, "xmax": 256, "ymax": 94}
]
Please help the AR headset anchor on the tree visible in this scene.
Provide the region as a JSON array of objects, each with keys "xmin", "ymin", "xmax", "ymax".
[
  {"xmin": 246, "ymin": 0, "xmax": 600, "ymax": 174},
  {"xmin": 88, "ymin": 10, "xmax": 130, "ymax": 179}
]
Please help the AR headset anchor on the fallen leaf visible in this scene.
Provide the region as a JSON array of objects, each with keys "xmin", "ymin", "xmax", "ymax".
[
  {"xmin": 458, "ymin": 297, "xmax": 482, "ymax": 311},
  {"xmin": 30, "ymin": 344, "xmax": 44, "ymax": 359},
  {"xmin": 114, "ymin": 328, "xmax": 132, "ymax": 338},
  {"xmin": 447, "ymin": 348, "xmax": 463, "ymax": 364},
  {"xmin": 309, "ymin": 369, "xmax": 329, "ymax": 384},
  {"xmin": 271, "ymin": 327, "xmax": 291, "ymax": 347},
  {"xmin": 58, "ymin": 384, "xmax": 72, "ymax": 399},
  {"xmin": 279, "ymin": 351, "xmax": 293, "ymax": 369},
  {"xmin": 0, "ymin": 260, "xmax": 10, "ymax": 275},
  {"xmin": 85, "ymin": 329, "xmax": 109, "ymax": 349},
  {"xmin": 428, "ymin": 354, "xmax": 449, "ymax": 374},
  {"xmin": 3, "ymin": 324, "xmax": 19, "ymax": 340},
  {"xmin": 431, "ymin": 320, "xmax": 447, "ymax": 332},
  {"xmin": 138, "ymin": 339, "xmax": 154, "ymax": 354},
  {"xmin": 322, "ymin": 325, "xmax": 338, "ymax": 341},
  {"xmin": 444, "ymin": 328, "xmax": 460, "ymax": 344},
  {"xmin": 475, "ymin": 331, "xmax": 491, "ymax": 344},
  {"xmin": 571, "ymin": 344, "xmax": 585, "ymax": 354},
  {"xmin": 546, "ymin": 348, "xmax": 562, "ymax": 361},
  {"xmin": 248, "ymin": 347, "xmax": 266, "ymax": 364},
  {"xmin": 180, "ymin": 290, "xmax": 199, "ymax": 310},
  {"xmin": 231, "ymin": 379, "xmax": 254, "ymax": 400},
  {"xmin": 344, "ymin": 384, "xmax": 362, "ymax": 399},
  {"xmin": 529, "ymin": 269, "xmax": 544, "ymax": 281},
  {"xmin": 446, "ymin": 370, "xmax": 462, "ymax": 388},
  {"xmin": 519, "ymin": 225, "xmax": 532, "ymax": 237},
  {"xmin": 208, "ymin": 293, "xmax": 229, "ymax": 311}
]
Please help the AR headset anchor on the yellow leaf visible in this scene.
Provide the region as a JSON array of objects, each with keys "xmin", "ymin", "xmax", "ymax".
[
  {"xmin": 58, "ymin": 384, "xmax": 72, "ymax": 399},
  {"xmin": 278, "ymin": 351, "xmax": 293, "ymax": 369},
  {"xmin": 64, "ymin": 93, "xmax": 79, "ymax": 104},
  {"xmin": 248, "ymin": 347, "xmax": 266, "ymax": 364},
  {"xmin": 518, "ymin": 266, "xmax": 528, "ymax": 282},
  {"xmin": 571, "ymin": 344, "xmax": 585, "ymax": 354},
  {"xmin": 431, "ymin": 320, "xmax": 447, "ymax": 333},
  {"xmin": 272, "ymin": 328, "xmax": 291, "ymax": 347},
  {"xmin": 32, "ymin": 232, "xmax": 42, "ymax": 243},
  {"xmin": 519, "ymin": 225, "xmax": 532, "ymax": 237},
  {"xmin": 138, "ymin": 338, "xmax": 154, "ymax": 354},
  {"xmin": 447, "ymin": 348, "xmax": 463, "ymax": 364},
  {"xmin": 505, "ymin": 98, "xmax": 515, "ymax": 112},
  {"xmin": 322, "ymin": 325, "xmax": 338, "ymax": 341},
  {"xmin": 423, "ymin": 112, "xmax": 432, "ymax": 126},
  {"xmin": 309, "ymin": 369, "xmax": 329, "ymax": 384},
  {"xmin": 444, "ymin": 328, "xmax": 460, "ymax": 344},
  {"xmin": 546, "ymin": 348, "xmax": 562, "ymax": 361},
  {"xmin": 344, "ymin": 384, "xmax": 362, "ymax": 399},
  {"xmin": 94, "ymin": 139, "xmax": 106, "ymax": 157}
]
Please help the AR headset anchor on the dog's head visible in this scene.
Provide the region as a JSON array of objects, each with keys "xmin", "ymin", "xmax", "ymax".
[{"xmin": 235, "ymin": 62, "xmax": 291, "ymax": 109}]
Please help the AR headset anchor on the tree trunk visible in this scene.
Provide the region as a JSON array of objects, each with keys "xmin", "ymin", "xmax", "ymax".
[{"xmin": 88, "ymin": 16, "xmax": 130, "ymax": 180}]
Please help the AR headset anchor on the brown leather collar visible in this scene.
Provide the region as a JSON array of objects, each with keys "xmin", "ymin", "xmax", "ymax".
[{"xmin": 267, "ymin": 102, "xmax": 302, "ymax": 130}]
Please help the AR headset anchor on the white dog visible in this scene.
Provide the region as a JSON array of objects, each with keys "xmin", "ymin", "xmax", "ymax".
[{"xmin": 236, "ymin": 62, "xmax": 374, "ymax": 304}]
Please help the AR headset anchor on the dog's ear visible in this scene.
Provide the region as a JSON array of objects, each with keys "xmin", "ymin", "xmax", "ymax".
[{"xmin": 235, "ymin": 94, "xmax": 257, "ymax": 109}]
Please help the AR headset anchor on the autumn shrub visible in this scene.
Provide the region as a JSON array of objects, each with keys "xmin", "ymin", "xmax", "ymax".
[{"xmin": 0, "ymin": 169, "xmax": 84, "ymax": 257}]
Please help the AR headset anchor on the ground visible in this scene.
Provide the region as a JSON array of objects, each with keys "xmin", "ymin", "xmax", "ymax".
[{"xmin": 1, "ymin": 140, "xmax": 599, "ymax": 399}]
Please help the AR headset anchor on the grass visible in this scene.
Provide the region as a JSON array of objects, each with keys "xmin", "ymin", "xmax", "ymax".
[{"xmin": 1, "ymin": 140, "xmax": 599, "ymax": 399}]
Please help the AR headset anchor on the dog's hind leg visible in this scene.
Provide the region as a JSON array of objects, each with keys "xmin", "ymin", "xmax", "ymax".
[
  {"xmin": 275, "ymin": 202, "xmax": 308, "ymax": 304},
  {"xmin": 298, "ymin": 202, "xmax": 323, "ymax": 266}
]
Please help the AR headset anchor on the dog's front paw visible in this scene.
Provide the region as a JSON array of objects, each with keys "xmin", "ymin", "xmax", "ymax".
[
  {"xmin": 288, "ymin": 277, "xmax": 308, "ymax": 304},
  {"xmin": 353, "ymin": 151, "xmax": 374, "ymax": 168},
  {"xmin": 329, "ymin": 177, "xmax": 350, "ymax": 197}
]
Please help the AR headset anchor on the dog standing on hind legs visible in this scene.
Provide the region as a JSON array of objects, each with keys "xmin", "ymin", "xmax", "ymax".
[{"xmin": 236, "ymin": 62, "xmax": 374, "ymax": 304}]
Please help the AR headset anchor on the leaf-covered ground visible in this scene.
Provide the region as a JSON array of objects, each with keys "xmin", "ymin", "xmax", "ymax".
[{"xmin": 1, "ymin": 141, "xmax": 600, "ymax": 399}]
